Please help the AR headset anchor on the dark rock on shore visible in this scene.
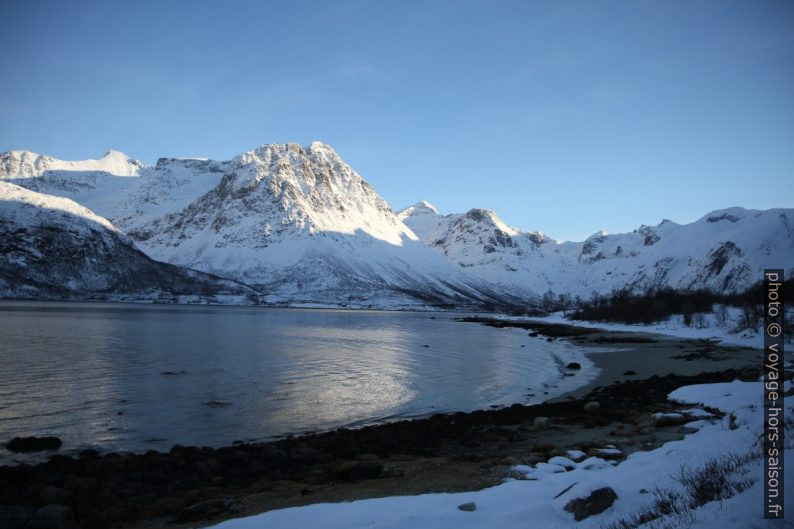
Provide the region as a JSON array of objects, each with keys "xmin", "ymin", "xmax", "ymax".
[
  {"xmin": 0, "ymin": 505, "xmax": 35, "ymax": 529},
  {"xmin": 332, "ymin": 461, "xmax": 384, "ymax": 481},
  {"xmin": 176, "ymin": 498, "xmax": 244, "ymax": 523},
  {"xmin": 39, "ymin": 486, "xmax": 73, "ymax": 506},
  {"xmin": 564, "ymin": 487, "xmax": 617, "ymax": 520},
  {"xmin": 26, "ymin": 504, "xmax": 76, "ymax": 529},
  {"xmin": 5, "ymin": 436, "xmax": 62, "ymax": 453},
  {"xmin": 652, "ymin": 413, "xmax": 688, "ymax": 427},
  {"xmin": 566, "ymin": 362, "xmax": 581, "ymax": 370}
]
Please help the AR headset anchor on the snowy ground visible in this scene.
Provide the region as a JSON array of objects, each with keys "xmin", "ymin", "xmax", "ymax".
[
  {"xmin": 209, "ymin": 377, "xmax": 792, "ymax": 529},
  {"xmin": 533, "ymin": 306, "xmax": 767, "ymax": 349}
]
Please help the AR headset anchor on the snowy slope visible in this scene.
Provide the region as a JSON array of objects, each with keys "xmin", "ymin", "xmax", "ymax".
[
  {"xmin": 0, "ymin": 182, "xmax": 257, "ymax": 302},
  {"xmin": 399, "ymin": 202, "xmax": 794, "ymax": 298},
  {"xmin": 1, "ymin": 145, "xmax": 529, "ymax": 309}
]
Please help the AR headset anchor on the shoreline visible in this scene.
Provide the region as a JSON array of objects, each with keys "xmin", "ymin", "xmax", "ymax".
[
  {"xmin": 456, "ymin": 317, "xmax": 762, "ymax": 401},
  {"xmin": 554, "ymin": 328, "xmax": 762, "ymax": 400},
  {"xmin": 0, "ymin": 297, "xmax": 517, "ymax": 315},
  {"xmin": 0, "ymin": 319, "xmax": 765, "ymax": 529}
]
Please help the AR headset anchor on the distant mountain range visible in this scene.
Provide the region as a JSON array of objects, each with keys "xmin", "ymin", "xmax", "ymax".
[
  {"xmin": 398, "ymin": 201, "xmax": 794, "ymax": 299},
  {"xmin": 1, "ymin": 143, "xmax": 791, "ymax": 308}
]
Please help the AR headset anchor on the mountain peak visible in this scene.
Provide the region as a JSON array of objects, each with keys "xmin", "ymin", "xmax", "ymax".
[
  {"xmin": 415, "ymin": 200, "xmax": 438, "ymax": 212},
  {"xmin": 398, "ymin": 201, "xmax": 439, "ymax": 218},
  {"xmin": 465, "ymin": 208, "xmax": 498, "ymax": 222},
  {"xmin": 4, "ymin": 149, "xmax": 37, "ymax": 158},
  {"xmin": 307, "ymin": 140, "xmax": 336, "ymax": 153},
  {"xmin": 697, "ymin": 206, "xmax": 750, "ymax": 224},
  {"xmin": 102, "ymin": 149, "xmax": 130, "ymax": 159},
  {"xmin": 462, "ymin": 208, "xmax": 518, "ymax": 235},
  {"xmin": 585, "ymin": 229, "xmax": 609, "ymax": 240},
  {"xmin": 243, "ymin": 141, "xmax": 339, "ymax": 158}
]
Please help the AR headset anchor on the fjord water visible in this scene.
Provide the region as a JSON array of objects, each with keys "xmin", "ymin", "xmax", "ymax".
[{"xmin": 0, "ymin": 301, "xmax": 594, "ymax": 464}]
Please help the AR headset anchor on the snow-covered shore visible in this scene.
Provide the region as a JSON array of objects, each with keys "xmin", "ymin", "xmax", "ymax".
[
  {"xmin": 209, "ymin": 377, "xmax": 792, "ymax": 529},
  {"xmin": 533, "ymin": 306, "xmax": 766, "ymax": 349}
]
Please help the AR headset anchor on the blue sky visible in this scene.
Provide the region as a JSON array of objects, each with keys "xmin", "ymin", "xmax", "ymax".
[{"xmin": 1, "ymin": 0, "xmax": 792, "ymax": 241}]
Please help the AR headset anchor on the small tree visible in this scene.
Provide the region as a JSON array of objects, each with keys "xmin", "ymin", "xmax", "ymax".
[
  {"xmin": 542, "ymin": 289, "xmax": 556, "ymax": 312},
  {"xmin": 681, "ymin": 301, "xmax": 695, "ymax": 327},
  {"xmin": 715, "ymin": 304, "xmax": 728, "ymax": 327}
]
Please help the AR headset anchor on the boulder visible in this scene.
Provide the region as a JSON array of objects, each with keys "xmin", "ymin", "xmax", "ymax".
[
  {"xmin": 64, "ymin": 477, "xmax": 98, "ymax": 494},
  {"xmin": 564, "ymin": 487, "xmax": 618, "ymax": 521},
  {"xmin": 0, "ymin": 505, "xmax": 35, "ymax": 529},
  {"xmin": 547, "ymin": 456, "xmax": 577, "ymax": 470},
  {"xmin": 588, "ymin": 447, "xmax": 624, "ymax": 460},
  {"xmin": 5, "ymin": 436, "xmax": 62, "ymax": 452},
  {"xmin": 332, "ymin": 461, "xmax": 383, "ymax": 481},
  {"xmin": 39, "ymin": 486, "xmax": 73, "ymax": 506},
  {"xmin": 458, "ymin": 502, "xmax": 477, "ymax": 512},
  {"xmin": 583, "ymin": 401, "xmax": 600, "ymax": 412},
  {"xmin": 176, "ymin": 498, "xmax": 244, "ymax": 523},
  {"xmin": 534, "ymin": 417, "xmax": 550, "ymax": 430},
  {"xmin": 25, "ymin": 504, "xmax": 76, "ymax": 529},
  {"xmin": 652, "ymin": 412, "xmax": 688, "ymax": 427}
]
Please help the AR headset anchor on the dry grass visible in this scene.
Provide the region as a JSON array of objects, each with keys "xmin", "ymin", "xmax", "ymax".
[{"xmin": 600, "ymin": 451, "xmax": 761, "ymax": 529}]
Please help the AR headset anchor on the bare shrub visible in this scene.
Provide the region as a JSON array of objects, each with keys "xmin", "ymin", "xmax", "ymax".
[
  {"xmin": 674, "ymin": 452, "xmax": 759, "ymax": 508},
  {"xmin": 601, "ymin": 451, "xmax": 759, "ymax": 529}
]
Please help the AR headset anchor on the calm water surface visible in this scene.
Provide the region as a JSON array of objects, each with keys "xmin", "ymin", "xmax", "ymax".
[{"xmin": 0, "ymin": 301, "xmax": 596, "ymax": 464}]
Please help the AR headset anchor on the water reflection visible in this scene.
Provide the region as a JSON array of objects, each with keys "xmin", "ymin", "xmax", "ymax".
[{"xmin": 0, "ymin": 302, "xmax": 596, "ymax": 464}]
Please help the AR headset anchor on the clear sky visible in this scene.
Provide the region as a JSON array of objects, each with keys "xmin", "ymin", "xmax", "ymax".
[{"xmin": 1, "ymin": 0, "xmax": 792, "ymax": 241}]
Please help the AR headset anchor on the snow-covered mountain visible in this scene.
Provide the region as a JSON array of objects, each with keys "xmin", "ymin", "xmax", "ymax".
[
  {"xmin": 0, "ymin": 149, "xmax": 143, "ymax": 179},
  {"xmin": 3, "ymin": 143, "xmax": 789, "ymax": 307},
  {"xmin": 399, "ymin": 201, "xmax": 794, "ymax": 298},
  {"xmin": 0, "ymin": 182, "xmax": 258, "ymax": 302},
  {"xmin": 0, "ymin": 145, "xmax": 528, "ymax": 309}
]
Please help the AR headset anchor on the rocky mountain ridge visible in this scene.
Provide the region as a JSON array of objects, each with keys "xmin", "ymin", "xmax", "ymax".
[{"xmin": 398, "ymin": 201, "xmax": 794, "ymax": 299}]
